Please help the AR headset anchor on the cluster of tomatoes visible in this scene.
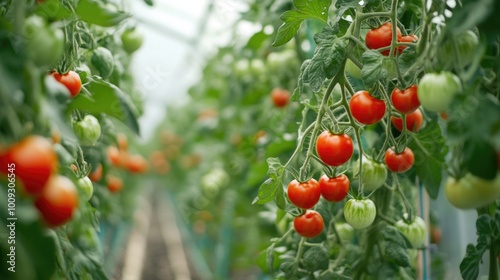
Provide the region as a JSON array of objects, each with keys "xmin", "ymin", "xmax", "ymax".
[
  {"xmin": 105, "ymin": 134, "xmax": 148, "ymax": 192},
  {"xmin": 365, "ymin": 22, "xmax": 418, "ymax": 56},
  {"xmin": 0, "ymin": 136, "xmax": 79, "ymax": 227}
]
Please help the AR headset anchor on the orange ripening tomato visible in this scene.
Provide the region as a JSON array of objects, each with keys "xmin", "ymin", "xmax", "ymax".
[
  {"xmin": 107, "ymin": 146, "xmax": 127, "ymax": 167},
  {"xmin": 106, "ymin": 175, "xmax": 123, "ymax": 193},
  {"xmin": 117, "ymin": 133, "xmax": 128, "ymax": 151},
  {"xmin": 89, "ymin": 163, "xmax": 103, "ymax": 182},
  {"xmin": 52, "ymin": 70, "xmax": 82, "ymax": 97},
  {"xmin": 125, "ymin": 154, "xmax": 148, "ymax": 173}
]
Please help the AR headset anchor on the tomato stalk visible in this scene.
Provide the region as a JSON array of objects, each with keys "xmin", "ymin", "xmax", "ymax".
[
  {"xmin": 298, "ymin": 69, "xmax": 344, "ymax": 180},
  {"xmin": 393, "ymin": 173, "xmax": 414, "ymax": 222},
  {"xmin": 294, "ymin": 237, "xmax": 306, "ymax": 262}
]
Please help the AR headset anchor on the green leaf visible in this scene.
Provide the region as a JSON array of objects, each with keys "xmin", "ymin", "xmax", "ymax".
[
  {"xmin": 246, "ymin": 30, "xmax": 271, "ymax": 50},
  {"xmin": 383, "ymin": 226, "xmax": 411, "ymax": 267},
  {"xmin": 144, "ymin": 0, "xmax": 154, "ymax": 6},
  {"xmin": 302, "ymin": 26, "xmax": 346, "ymax": 92},
  {"xmin": 476, "ymin": 214, "xmax": 494, "ymax": 236},
  {"xmin": 273, "ymin": 0, "xmax": 332, "ymax": 46},
  {"xmin": 361, "ymin": 51, "xmax": 387, "ymax": 88},
  {"xmin": 460, "ymin": 243, "xmax": 487, "ymax": 280},
  {"xmin": 408, "ymin": 122, "xmax": 448, "ymax": 199},
  {"xmin": 76, "ymin": 0, "xmax": 129, "ymax": 27},
  {"xmin": 332, "ymin": 0, "xmax": 358, "ymax": 26},
  {"xmin": 446, "ymin": 0, "xmax": 494, "ymax": 36},
  {"xmin": 463, "ymin": 138, "xmax": 498, "ymax": 180},
  {"xmin": 67, "ymin": 79, "xmax": 140, "ymax": 134},
  {"xmin": 252, "ymin": 158, "xmax": 285, "ymax": 206},
  {"xmin": 447, "ymin": 93, "xmax": 500, "ymax": 143},
  {"xmin": 266, "ymin": 244, "xmax": 275, "ymax": 273},
  {"xmin": 35, "ymin": 0, "xmax": 72, "ymax": 20},
  {"xmin": 303, "ymin": 247, "xmax": 329, "ymax": 271}
]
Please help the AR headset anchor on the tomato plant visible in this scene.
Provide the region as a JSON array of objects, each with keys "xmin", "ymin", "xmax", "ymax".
[
  {"xmin": 391, "ymin": 85, "xmax": 420, "ymax": 114},
  {"xmin": 319, "ymin": 174, "xmax": 349, "ymax": 202},
  {"xmin": 391, "ymin": 108, "xmax": 423, "ymax": 132},
  {"xmin": 287, "ymin": 179, "xmax": 321, "ymax": 209},
  {"xmin": 349, "ymin": 91, "xmax": 386, "ymax": 125},
  {"xmin": 52, "ymin": 70, "xmax": 82, "ymax": 98},
  {"xmin": 316, "ymin": 131, "xmax": 353, "ymax": 166},
  {"xmin": 35, "ymin": 175, "xmax": 79, "ymax": 227},
  {"xmin": 293, "ymin": 210, "xmax": 324, "ymax": 238}
]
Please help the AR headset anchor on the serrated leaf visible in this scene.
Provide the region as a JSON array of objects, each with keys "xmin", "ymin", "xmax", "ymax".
[
  {"xmin": 272, "ymin": 0, "xmax": 332, "ymax": 46},
  {"xmin": 361, "ymin": 50, "xmax": 387, "ymax": 88},
  {"xmin": 253, "ymin": 158, "xmax": 285, "ymax": 206},
  {"xmin": 476, "ymin": 215, "xmax": 494, "ymax": 236},
  {"xmin": 324, "ymin": 39, "xmax": 347, "ymax": 78},
  {"xmin": 303, "ymin": 247, "xmax": 329, "ymax": 271},
  {"xmin": 408, "ymin": 122, "xmax": 448, "ymax": 199},
  {"xmin": 76, "ymin": 0, "xmax": 129, "ymax": 27},
  {"xmin": 67, "ymin": 79, "xmax": 140, "ymax": 134},
  {"xmin": 332, "ymin": 0, "xmax": 358, "ymax": 25},
  {"xmin": 460, "ymin": 243, "xmax": 487, "ymax": 280}
]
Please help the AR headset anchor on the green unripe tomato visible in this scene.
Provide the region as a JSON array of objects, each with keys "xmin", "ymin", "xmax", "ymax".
[
  {"xmin": 418, "ymin": 72, "xmax": 462, "ymax": 112},
  {"xmin": 395, "ymin": 215, "xmax": 427, "ymax": 249},
  {"xmin": 439, "ymin": 30, "xmax": 479, "ymax": 67},
  {"xmin": 121, "ymin": 29, "xmax": 144, "ymax": 54},
  {"xmin": 77, "ymin": 176, "xmax": 94, "ymax": 201},
  {"xmin": 23, "ymin": 16, "xmax": 64, "ymax": 68},
  {"xmin": 334, "ymin": 222, "xmax": 355, "ymax": 243},
  {"xmin": 73, "ymin": 115, "xmax": 101, "ymax": 146},
  {"xmin": 91, "ymin": 47, "xmax": 114, "ymax": 79},
  {"xmin": 353, "ymin": 156, "xmax": 388, "ymax": 191},
  {"xmin": 445, "ymin": 173, "xmax": 500, "ymax": 209},
  {"xmin": 344, "ymin": 198, "xmax": 376, "ymax": 229}
]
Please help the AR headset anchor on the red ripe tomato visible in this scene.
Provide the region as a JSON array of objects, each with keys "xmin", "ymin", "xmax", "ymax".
[
  {"xmin": 52, "ymin": 70, "xmax": 82, "ymax": 97},
  {"xmin": 294, "ymin": 210, "xmax": 324, "ymax": 238},
  {"xmin": 365, "ymin": 23, "xmax": 402, "ymax": 56},
  {"xmin": 391, "ymin": 109, "xmax": 423, "ymax": 132},
  {"xmin": 0, "ymin": 136, "xmax": 57, "ymax": 196},
  {"xmin": 385, "ymin": 147, "xmax": 414, "ymax": 173},
  {"xmin": 89, "ymin": 163, "xmax": 102, "ymax": 182},
  {"xmin": 349, "ymin": 91, "xmax": 386, "ymax": 125},
  {"xmin": 106, "ymin": 175, "xmax": 123, "ymax": 193},
  {"xmin": 316, "ymin": 131, "xmax": 353, "ymax": 166},
  {"xmin": 271, "ymin": 88, "xmax": 290, "ymax": 108},
  {"xmin": 125, "ymin": 154, "xmax": 148, "ymax": 173},
  {"xmin": 319, "ymin": 174, "xmax": 350, "ymax": 202},
  {"xmin": 34, "ymin": 175, "xmax": 78, "ymax": 227},
  {"xmin": 287, "ymin": 179, "xmax": 321, "ymax": 209},
  {"xmin": 397, "ymin": 35, "xmax": 418, "ymax": 53},
  {"xmin": 391, "ymin": 85, "xmax": 420, "ymax": 114},
  {"xmin": 430, "ymin": 225, "xmax": 442, "ymax": 244}
]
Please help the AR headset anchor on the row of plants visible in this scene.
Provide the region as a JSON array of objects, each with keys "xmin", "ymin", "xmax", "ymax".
[
  {"xmin": 151, "ymin": 0, "xmax": 500, "ymax": 279},
  {"xmin": 0, "ymin": 0, "xmax": 150, "ymax": 279}
]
